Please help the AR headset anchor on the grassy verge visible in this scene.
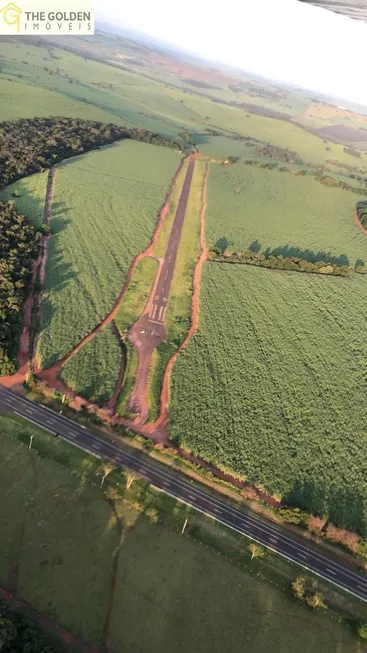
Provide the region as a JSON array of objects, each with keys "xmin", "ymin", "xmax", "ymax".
[
  {"xmin": 116, "ymin": 341, "xmax": 139, "ymax": 418},
  {"xmin": 115, "ymin": 256, "xmax": 159, "ymax": 334},
  {"xmin": 151, "ymin": 158, "xmax": 189, "ymax": 259},
  {"xmin": 147, "ymin": 158, "xmax": 206, "ymax": 420},
  {"xmin": 0, "ymin": 413, "xmax": 366, "ymax": 653}
]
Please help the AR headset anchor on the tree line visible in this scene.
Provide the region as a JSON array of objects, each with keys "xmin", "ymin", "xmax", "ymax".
[
  {"xmin": 356, "ymin": 200, "xmax": 367, "ymax": 227},
  {"xmin": 208, "ymin": 246, "xmax": 365, "ymax": 277},
  {"xmin": 0, "ymin": 201, "xmax": 42, "ymax": 375},
  {"xmin": 0, "ymin": 599, "xmax": 58, "ymax": 652},
  {"xmin": 0, "ymin": 117, "xmax": 184, "ymax": 190}
]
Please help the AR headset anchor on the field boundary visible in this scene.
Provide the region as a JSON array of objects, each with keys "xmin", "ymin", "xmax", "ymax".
[{"xmin": 0, "ymin": 586, "xmax": 97, "ymax": 653}]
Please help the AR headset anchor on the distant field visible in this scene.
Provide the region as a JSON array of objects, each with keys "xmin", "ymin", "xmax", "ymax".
[
  {"xmin": 0, "ymin": 78, "xmax": 122, "ymax": 124},
  {"xmin": 170, "ymin": 263, "xmax": 367, "ymax": 533},
  {"xmin": 0, "ymin": 41, "xmax": 198, "ymax": 138},
  {"xmin": 2, "ymin": 40, "xmax": 360, "ymax": 168},
  {"xmin": 183, "ymin": 93, "xmax": 367, "ymax": 165},
  {"xmin": 0, "ymin": 420, "xmax": 363, "ymax": 653},
  {"xmin": 59, "ymin": 325, "xmax": 122, "ymax": 405},
  {"xmin": 206, "ymin": 163, "xmax": 367, "ymax": 265},
  {"xmin": 4, "ymin": 140, "xmax": 181, "ymax": 368}
]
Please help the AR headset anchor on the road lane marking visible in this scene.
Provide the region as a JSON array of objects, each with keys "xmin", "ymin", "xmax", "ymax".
[
  {"xmin": 46, "ymin": 419, "xmax": 55, "ymax": 425},
  {"xmin": 68, "ymin": 431, "xmax": 78, "ymax": 438},
  {"xmin": 5, "ymin": 389, "xmax": 367, "ymax": 601},
  {"xmin": 158, "ymin": 486, "xmax": 367, "ymax": 604},
  {"xmin": 297, "ymin": 552, "xmax": 307, "ymax": 559},
  {"xmin": 13, "ymin": 411, "xmax": 56, "ymax": 435},
  {"xmin": 269, "ymin": 537, "xmax": 278, "ymax": 544},
  {"xmin": 92, "ymin": 443, "xmax": 100, "ymax": 450},
  {"xmin": 326, "ymin": 568, "xmax": 336, "ymax": 576},
  {"xmin": 163, "ymin": 481, "xmax": 171, "ymax": 487}
]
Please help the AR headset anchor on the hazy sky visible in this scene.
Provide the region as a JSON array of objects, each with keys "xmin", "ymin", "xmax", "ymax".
[{"xmin": 96, "ymin": 0, "xmax": 367, "ymax": 106}]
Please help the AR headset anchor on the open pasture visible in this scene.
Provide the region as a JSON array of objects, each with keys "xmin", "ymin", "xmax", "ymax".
[{"xmin": 0, "ymin": 420, "xmax": 363, "ymax": 653}]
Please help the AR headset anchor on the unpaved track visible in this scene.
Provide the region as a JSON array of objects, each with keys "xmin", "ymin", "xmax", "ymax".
[
  {"xmin": 128, "ymin": 157, "xmax": 196, "ymax": 424},
  {"xmin": 1, "ymin": 167, "xmax": 55, "ymax": 387}
]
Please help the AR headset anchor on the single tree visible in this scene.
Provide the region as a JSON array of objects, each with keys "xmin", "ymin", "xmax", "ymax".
[
  {"xmin": 249, "ymin": 542, "xmax": 265, "ymax": 560},
  {"xmin": 125, "ymin": 470, "xmax": 140, "ymax": 490},
  {"xmin": 291, "ymin": 576, "xmax": 306, "ymax": 600}
]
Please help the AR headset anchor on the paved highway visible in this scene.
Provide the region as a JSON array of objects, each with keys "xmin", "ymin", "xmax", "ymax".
[{"xmin": 0, "ymin": 385, "xmax": 366, "ymax": 603}]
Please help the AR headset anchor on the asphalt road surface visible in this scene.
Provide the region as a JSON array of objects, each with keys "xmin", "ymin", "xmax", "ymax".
[
  {"xmin": 1, "ymin": 385, "xmax": 366, "ymax": 603},
  {"xmin": 148, "ymin": 157, "xmax": 196, "ymax": 326}
]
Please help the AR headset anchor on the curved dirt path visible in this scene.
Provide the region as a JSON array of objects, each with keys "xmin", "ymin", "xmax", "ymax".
[
  {"xmin": 35, "ymin": 157, "xmax": 189, "ymax": 380},
  {"xmin": 146, "ymin": 161, "xmax": 210, "ymax": 438}
]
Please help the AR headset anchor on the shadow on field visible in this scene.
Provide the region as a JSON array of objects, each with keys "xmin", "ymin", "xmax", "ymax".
[
  {"xmin": 284, "ymin": 480, "xmax": 366, "ymax": 536},
  {"xmin": 37, "ymin": 199, "xmax": 76, "ymax": 366},
  {"xmin": 262, "ymin": 244, "xmax": 350, "ymax": 267}
]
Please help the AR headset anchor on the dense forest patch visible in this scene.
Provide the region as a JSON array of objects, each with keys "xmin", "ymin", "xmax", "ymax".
[
  {"xmin": 0, "ymin": 117, "xmax": 184, "ymax": 189},
  {"xmin": 0, "ymin": 201, "xmax": 41, "ymax": 374}
]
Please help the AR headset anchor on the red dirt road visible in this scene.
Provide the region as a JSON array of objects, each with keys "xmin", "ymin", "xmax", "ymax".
[
  {"xmin": 35, "ymin": 157, "xmax": 189, "ymax": 381},
  {"xmin": 1, "ymin": 167, "xmax": 55, "ymax": 388},
  {"xmin": 128, "ymin": 157, "xmax": 196, "ymax": 424}
]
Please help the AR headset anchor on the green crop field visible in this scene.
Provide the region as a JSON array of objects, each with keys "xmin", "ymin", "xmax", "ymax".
[
  {"xmin": 0, "ymin": 417, "xmax": 364, "ymax": 653},
  {"xmin": 0, "ymin": 169, "xmax": 48, "ymax": 226},
  {"xmin": 206, "ymin": 163, "xmax": 367, "ymax": 265},
  {"xmin": 183, "ymin": 93, "xmax": 363, "ymax": 165},
  {"xmin": 59, "ymin": 325, "xmax": 122, "ymax": 405},
  {"xmin": 0, "ymin": 41, "xmax": 199, "ymax": 138},
  {"xmin": 170, "ymin": 263, "xmax": 367, "ymax": 533},
  {"xmin": 3, "ymin": 140, "xmax": 181, "ymax": 368}
]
